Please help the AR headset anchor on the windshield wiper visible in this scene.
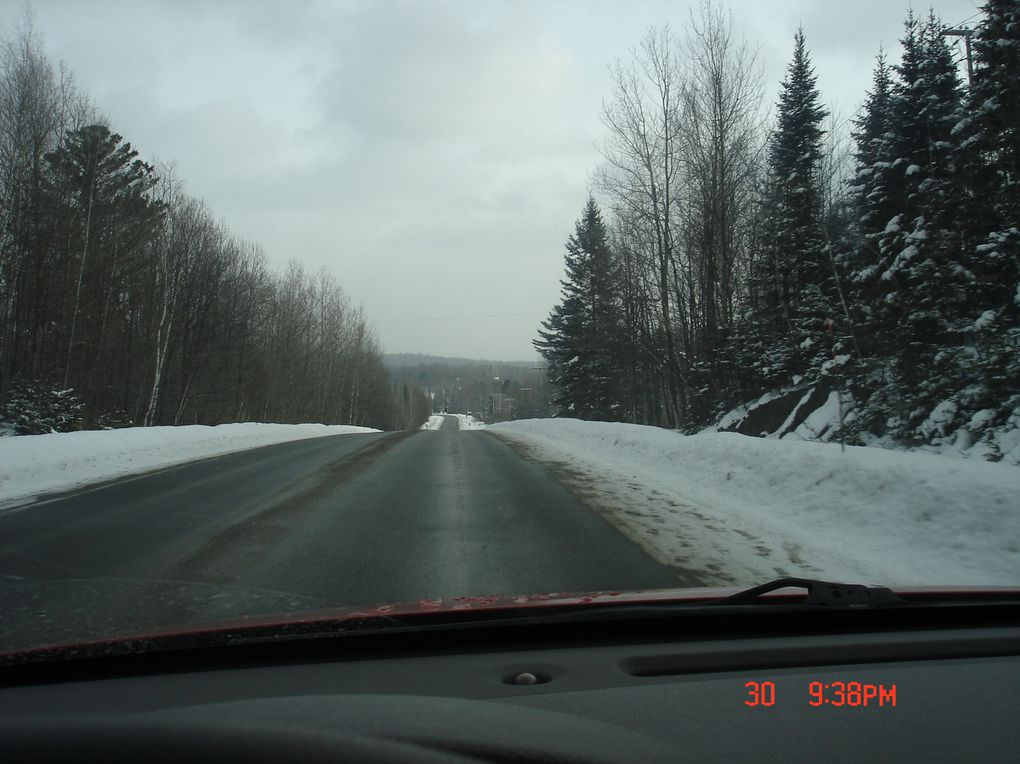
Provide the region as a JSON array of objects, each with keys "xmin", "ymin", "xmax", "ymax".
[
  {"xmin": 409, "ymin": 578, "xmax": 912, "ymax": 630},
  {"xmin": 721, "ymin": 577, "xmax": 905, "ymax": 608}
]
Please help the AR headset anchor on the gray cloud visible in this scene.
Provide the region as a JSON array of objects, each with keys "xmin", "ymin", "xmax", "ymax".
[{"xmin": 17, "ymin": 0, "xmax": 978, "ymax": 360}]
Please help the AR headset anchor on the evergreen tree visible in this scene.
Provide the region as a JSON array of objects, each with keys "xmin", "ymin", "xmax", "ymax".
[
  {"xmin": 950, "ymin": 0, "xmax": 1020, "ymax": 455},
  {"xmin": 836, "ymin": 52, "xmax": 899, "ymax": 436},
  {"xmin": 955, "ymin": 0, "xmax": 1020, "ymax": 292},
  {"xmin": 959, "ymin": 0, "xmax": 1020, "ymax": 227},
  {"xmin": 865, "ymin": 12, "xmax": 969, "ymax": 440},
  {"xmin": 874, "ymin": 13, "xmax": 964, "ymax": 294},
  {"xmin": 846, "ymin": 52, "xmax": 897, "ymax": 361},
  {"xmin": 851, "ymin": 52, "xmax": 896, "ymax": 256},
  {"xmin": 740, "ymin": 29, "xmax": 831, "ymax": 390},
  {"xmin": 42, "ymin": 124, "xmax": 163, "ymax": 416},
  {"xmin": 535, "ymin": 197, "xmax": 624, "ymax": 420}
]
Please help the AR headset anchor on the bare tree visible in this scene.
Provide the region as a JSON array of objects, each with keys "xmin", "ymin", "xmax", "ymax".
[
  {"xmin": 678, "ymin": 2, "xmax": 766, "ymax": 414},
  {"xmin": 598, "ymin": 26, "xmax": 689, "ymax": 427},
  {"xmin": 596, "ymin": 8, "xmax": 766, "ymax": 428}
]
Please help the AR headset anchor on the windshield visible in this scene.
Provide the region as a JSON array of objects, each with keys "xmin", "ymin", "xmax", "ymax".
[{"xmin": 1, "ymin": 0, "xmax": 1018, "ymax": 656}]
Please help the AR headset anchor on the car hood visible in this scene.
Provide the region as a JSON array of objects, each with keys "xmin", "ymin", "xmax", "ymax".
[{"xmin": 3, "ymin": 580, "xmax": 1020, "ymax": 663}]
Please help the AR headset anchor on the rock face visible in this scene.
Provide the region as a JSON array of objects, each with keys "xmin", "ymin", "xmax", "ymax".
[{"xmin": 720, "ymin": 385, "xmax": 833, "ymax": 439}]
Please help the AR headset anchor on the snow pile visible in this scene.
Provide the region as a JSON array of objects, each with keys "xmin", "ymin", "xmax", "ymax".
[
  {"xmin": 421, "ymin": 414, "xmax": 483, "ymax": 430},
  {"xmin": 712, "ymin": 387, "xmax": 1020, "ymax": 465},
  {"xmin": 488, "ymin": 419, "xmax": 1020, "ymax": 586},
  {"xmin": 0, "ymin": 422, "xmax": 378, "ymax": 508},
  {"xmin": 455, "ymin": 413, "xmax": 485, "ymax": 430}
]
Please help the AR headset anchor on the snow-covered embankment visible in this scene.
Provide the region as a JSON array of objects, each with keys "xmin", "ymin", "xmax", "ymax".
[
  {"xmin": 487, "ymin": 419, "xmax": 1020, "ymax": 586},
  {"xmin": 0, "ymin": 423, "xmax": 378, "ymax": 509}
]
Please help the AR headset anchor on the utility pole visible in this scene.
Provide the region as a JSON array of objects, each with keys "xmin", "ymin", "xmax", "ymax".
[{"xmin": 944, "ymin": 27, "xmax": 975, "ymax": 88}]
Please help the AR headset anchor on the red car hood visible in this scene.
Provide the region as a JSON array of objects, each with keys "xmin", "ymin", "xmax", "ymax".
[
  {"xmin": 248, "ymin": 583, "xmax": 1020, "ymax": 623},
  {"xmin": 4, "ymin": 583, "xmax": 1020, "ymax": 661}
]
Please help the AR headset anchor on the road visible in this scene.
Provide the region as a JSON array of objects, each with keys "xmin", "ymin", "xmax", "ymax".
[{"xmin": 0, "ymin": 416, "xmax": 681, "ymax": 650}]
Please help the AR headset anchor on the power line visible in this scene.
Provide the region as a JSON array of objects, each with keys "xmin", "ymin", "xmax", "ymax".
[
  {"xmin": 832, "ymin": 6, "xmax": 985, "ymax": 138},
  {"xmin": 950, "ymin": 10, "xmax": 982, "ymax": 28},
  {"xmin": 377, "ymin": 312, "xmax": 544, "ymax": 324}
]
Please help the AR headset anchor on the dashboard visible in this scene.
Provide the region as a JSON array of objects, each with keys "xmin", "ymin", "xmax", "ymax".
[{"xmin": 1, "ymin": 610, "xmax": 1018, "ymax": 762}]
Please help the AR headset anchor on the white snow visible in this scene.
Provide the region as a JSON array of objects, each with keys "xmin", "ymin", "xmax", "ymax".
[
  {"xmin": 455, "ymin": 413, "xmax": 486, "ymax": 430},
  {"xmin": 487, "ymin": 419, "xmax": 1020, "ymax": 586},
  {"xmin": 920, "ymin": 399, "xmax": 959, "ymax": 440},
  {"xmin": 784, "ymin": 391, "xmax": 843, "ymax": 441},
  {"xmin": 710, "ymin": 390, "xmax": 785, "ymax": 434},
  {"xmin": 820, "ymin": 354, "xmax": 851, "ymax": 373},
  {"xmin": 0, "ymin": 422, "xmax": 379, "ymax": 509},
  {"xmin": 883, "ymin": 214, "xmax": 902, "ymax": 234},
  {"xmin": 422, "ymin": 414, "xmax": 484, "ymax": 431},
  {"xmin": 776, "ymin": 389, "xmax": 816, "ymax": 437},
  {"xmin": 972, "ymin": 309, "xmax": 997, "ymax": 331}
]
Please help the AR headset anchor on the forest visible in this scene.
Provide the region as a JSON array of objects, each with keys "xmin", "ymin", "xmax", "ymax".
[
  {"xmin": 537, "ymin": 1, "xmax": 1019, "ymax": 456},
  {"xmin": 0, "ymin": 17, "xmax": 429, "ymax": 434},
  {"xmin": 385, "ymin": 354, "xmax": 552, "ymax": 422}
]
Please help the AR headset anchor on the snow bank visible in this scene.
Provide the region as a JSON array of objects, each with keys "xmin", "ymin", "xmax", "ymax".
[
  {"xmin": 455, "ymin": 413, "xmax": 485, "ymax": 430},
  {"xmin": 0, "ymin": 423, "xmax": 378, "ymax": 508},
  {"xmin": 488, "ymin": 419, "xmax": 1020, "ymax": 586},
  {"xmin": 421, "ymin": 415, "xmax": 446, "ymax": 430},
  {"xmin": 712, "ymin": 388, "xmax": 1020, "ymax": 465}
]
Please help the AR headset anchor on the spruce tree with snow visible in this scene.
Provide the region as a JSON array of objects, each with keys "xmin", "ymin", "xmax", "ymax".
[
  {"xmin": 873, "ymin": 11, "xmax": 964, "ymax": 285},
  {"xmin": 839, "ymin": 51, "xmax": 901, "ymax": 437},
  {"xmin": 855, "ymin": 12, "xmax": 970, "ymax": 442},
  {"xmin": 535, "ymin": 197, "xmax": 625, "ymax": 421},
  {"xmin": 959, "ymin": 0, "xmax": 1020, "ymax": 227},
  {"xmin": 741, "ymin": 29, "xmax": 832, "ymax": 390},
  {"xmin": 951, "ymin": 0, "xmax": 1020, "ymax": 457},
  {"xmin": 954, "ymin": 0, "xmax": 1020, "ymax": 303},
  {"xmin": 851, "ymin": 52, "xmax": 896, "ymax": 269}
]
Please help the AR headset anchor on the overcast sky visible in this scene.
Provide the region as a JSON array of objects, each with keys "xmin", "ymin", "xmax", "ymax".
[{"xmin": 12, "ymin": 0, "xmax": 981, "ymax": 360}]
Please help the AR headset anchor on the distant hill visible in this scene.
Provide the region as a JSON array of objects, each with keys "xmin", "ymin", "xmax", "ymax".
[
  {"xmin": 383, "ymin": 353, "xmax": 537, "ymax": 369},
  {"xmin": 384, "ymin": 354, "xmax": 551, "ymax": 420}
]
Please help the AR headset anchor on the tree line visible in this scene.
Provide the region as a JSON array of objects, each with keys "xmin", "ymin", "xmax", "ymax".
[
  {"xmin": 386, "ymin": 357, "xmax": 553, "ymax": 422},
  {"xmin": 538, "ymin": 0, "xmax": 1018, "ymax": 456},
  {"xmin": 0, "ymin": 18, "xmax": 427, "ymax": 434}
]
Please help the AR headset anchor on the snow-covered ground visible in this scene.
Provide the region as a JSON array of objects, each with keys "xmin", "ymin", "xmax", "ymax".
[
  {"xmin": 454, "ymin": 413, "xmax": 485, "ymax": 430},
  {"xmin": 421, "ymin": 413, "xmax": 485, "ymax": 430},
  {"xmin": 487, "ymin": 418, "xmax": 1020, "ymax": 586},
  {"xmin": 708, "ymin": 387, "xmax": 1020, "ymax": 465},
  {"xmin": 0, "ymin": 423, "xmax": 378, "ymax": 509}
]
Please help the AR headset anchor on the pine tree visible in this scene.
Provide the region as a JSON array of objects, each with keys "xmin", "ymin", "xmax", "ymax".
[
  {"xmin": 535, "ymin": 198, "xmax": 625, "ymax": 420},
  {"xmin": 839, "ymin": 52, "xmax": 900, "ymax": 437},
  {"xmin": 42, "ymin": 124, "xmax": 162, "ymax": 417},
  {"xmin": 955, "ymin": 0, "xmax": 1020, "ymax": 293},
  {"xmin": 848, "ymin": 53, "xmax": 895, "ymax": 343},
  {"xmin": 851, "ymin": 51, "xmax": 896, "ymax": 262},
  {"xmin": 740, "ymin": 29, "xmax": 831, "ymax": 390},
  {"xmin": 959, "ymin": 0, "xmax": 1020, "ymax": 227},
  {"xmin": 950, "ymin": 0, "xmax": 1020, "ymax": 455},
  {"xmin": 835, "ymin": 13, "xmax": 970, "ymax": 441}
]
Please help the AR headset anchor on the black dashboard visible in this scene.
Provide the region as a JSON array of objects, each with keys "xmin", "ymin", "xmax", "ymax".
[{"xmin": 1, "ymin": 606, "xmax": 1018, "ymax": 763}]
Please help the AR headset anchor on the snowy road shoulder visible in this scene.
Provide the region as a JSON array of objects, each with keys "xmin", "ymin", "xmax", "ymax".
[
  {"xmin": 487, "ymin": 419, "xmax": 1020, "ymax": 586},
  {"xmin": 0, "ymin": 422, "xmax": 379, "ymax": 509},
  {"xmin": 454, "ymin": 413, "xmax": 485, "ymax": 430},
  {"xmin": 420, "ymin": 414, "xmax": 485, "ymax": 431}
]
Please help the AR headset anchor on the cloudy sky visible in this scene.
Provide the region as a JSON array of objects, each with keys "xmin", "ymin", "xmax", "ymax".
[{"xmin": 12, "ymin": 0, "xmax": 981, "ymax": 360}]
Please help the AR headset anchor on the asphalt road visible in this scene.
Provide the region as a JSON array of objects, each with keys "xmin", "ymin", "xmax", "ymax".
[{"xmin": 0, "ymin": 416, "xmax": 681, "ymax": 650}]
